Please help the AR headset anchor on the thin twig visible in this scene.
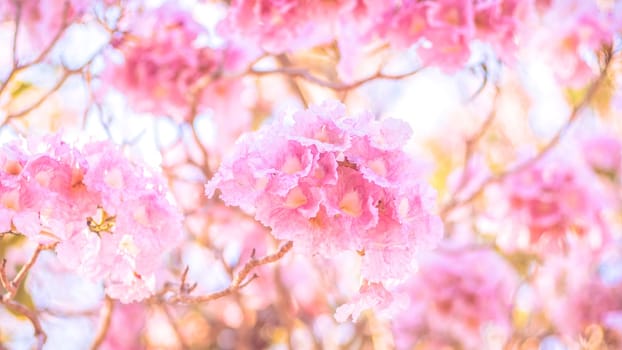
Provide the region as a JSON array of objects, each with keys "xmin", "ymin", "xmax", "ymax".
[
  {"xmin": 2, "ymin": 244, "xmax": 45, "ymax": 301},
  {"xmin": 11, "ymin": 0, "xmax": 22, "ymax": 68},
  {"xmin": 276, "ymin": 54, "xmax": 310, "ymax": 107},
  {"xmin": 441, "ymin": 49, "xmax": 613, "ymax": 217},
  {"xmin": 443, "ymin": 86, "xmax": 500, "ymax": 207},
  {"xmin": 89, "ymin": 297, "xmax": 114, "ymax": 350},
  {"xmin": 251, "ymin": 66, "xmax": 424, "ymax": 91},
  {"xmin": 159, "ymin": 304, "xmax": 190, "ymax": 350},
  {"xmin": 0, "ymin": 260, "xmax": 11, "ymax": 294},
  {"xmin": 167, "ymin": 241, "xmax": 293, "ymax": 304},
  {"xmin": 2, "ymin": 300, "xmax": 47, "ymax": 349}
]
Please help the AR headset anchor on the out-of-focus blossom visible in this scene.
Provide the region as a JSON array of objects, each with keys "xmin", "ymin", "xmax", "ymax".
[
  {"xmin": 100, "ymin": 302, "xmax": 148, "ymax": 350},
  {"xmin": 490, "ymin": 148, "xmax": 608, "ymax": 248},
  {"xmin": 527, "ymin": 0, "xmax": 614, "ymax": 87},
  {"xmin": 581, "ymin": 133, "xmax": 622, "ymax": 178},
  {"xmin": 0, "ymin": 134, "xmax": 182, "ymax": 302},
  {"xmin": 101, "ymin": 3, "xmax": 257, "ymax": 149},
  {"xmin": 101, "ymin": 4, "xmax": 221, "ymax": 120},
  {"xmin": 533, "ymin": 244, "xmax": 622, "ymax": 342},
  {"xmin": 391, "ymin": 247, "xmax": 519, "ymax": 350},
  {"xmin": 207, "ymin": 100, "xmax": 443, "ymax": 319},
  {"xmin": 217, "ymin": 0, "xmax": 341, "ymax": 54}
]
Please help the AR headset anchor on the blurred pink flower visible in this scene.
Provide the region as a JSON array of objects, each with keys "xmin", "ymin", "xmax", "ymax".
[
  {"xmin": 101, "ymin": 4, "xmax": 221, "ymax": 120},
  {"xmin": 100, "ymin": 302, "xmax": 148, "ymax": 350},
  {"xmin": 581, "ymin": 133, "xmax": 622, "ymax": 177},
  {"xmin": 494, "ymin": 149, "xmax": 607, "ymax": 247},
  {"xmin": 218, "ymin": 0, "xmax": 341, "ymax": 54},
  {"xmin": 391, "ymin": 247, "xmax": 518, "ymax": 350}
]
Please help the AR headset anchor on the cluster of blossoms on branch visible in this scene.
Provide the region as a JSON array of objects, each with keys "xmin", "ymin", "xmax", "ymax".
[
  {"xmin": 0, "ymin": 0, "xmax": 622, "ymax": 348},
  {"xmin": 101, "ymin": 3, "xmax": 257, "ymax": 148},
  {"xmin": 0, "ymin": 135, "xmax": 182, "ymax": 302},
  {"xmin": 221, "ymin": 0, "xmax": 619, "ymax": 80},
  {"xmin": 207, "ymin": 101, "xmax": 443, "ymax": 319}
]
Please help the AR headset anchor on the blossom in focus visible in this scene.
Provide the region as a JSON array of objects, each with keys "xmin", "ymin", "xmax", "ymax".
[
  {"xmin": 0, "ymin": 134, "xmax": 182, "ymax": 302},
  {"xmin": 391, "ymin": 247, "xmax": 519, "ymax": 350},
  {"xmin": 206, "ymin": 100, "xmax": 443, "ymax": 318}
]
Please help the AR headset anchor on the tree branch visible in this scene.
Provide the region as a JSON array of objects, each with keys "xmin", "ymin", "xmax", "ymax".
[
  {"xmin": 441, "ymin": 48, "xmax": 614, "ymax": 217},
  {"xmin": 251, "ymin": 66, "xmax": 424, "ymax": 91},
  {"xmin": 89, "ymin": 297, "xmax": 114, "ymax": 350},
  {"xmin": 1, "ymin": 300, "xmax": 47, "ymax": 349},
  {"xmin": 166, "ymin": 241, "xmax": 293, "ymax": 304}
]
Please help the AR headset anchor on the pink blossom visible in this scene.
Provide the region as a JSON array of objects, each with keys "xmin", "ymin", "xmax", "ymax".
[
  {"xmin": 529, "ymin": 0, "xmax": 614, "ymax": 87},
  {"xmin": 391, "ymin": 247, "xmax": 519, "ymax": 350},
  {"xmin": 494, "ymin": 150, "xmax": 607, "ymax": 247},
  {"xmin": 218, "ymin": 0, "xmax": 339, "ymax": 54},
  {"xmin": 100, "ymin": 302, "xmax": 148, "ymax": 350},
  {"xmin": 533, "ymin": 245, "xmax": 622, "ymax": 339},
  {"xmin": 101, "ymin": 4, "xmax": 220, "ymax": 120},
  {"xmin": 581, "ymin": 133, "xmax": 622, "ymax": 178},
  {"xmin": 0, "ymin": 134, "xmax": 182, "ymax": 302},
  {"xmin": 334, "ymin": 281, "xmax": 409, "ymax": 323},
  {"xmin": 207, "ymin": 100, "xmax": 443, "ymax": 318}
]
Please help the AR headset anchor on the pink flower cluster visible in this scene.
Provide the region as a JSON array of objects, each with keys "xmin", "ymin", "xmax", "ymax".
[
  {"xmin": 496, "ymin": 152, "xmax": 606, "ymax": 245},
  {"xmin": 206, "ymin": 101, "xmax": 443, "ymax": 312},
  {"xmin": 220, "ymin": 0, "xmax": 530, "ymax": 72},
  {"xmin": 378, "ymin": 0, "xmax": 528, "ymax": 71},
  {"xmin": 217, "ymin": 0, "xmax": 342, "ymax": 54},
  {"xmin": 533, "ymin": 246, "xmax": 622, "ymax": 339},
  {"xmin": 102, "ymin": 4, "xmax": 223, "ymax": 120},
  {"xmin": 0, "ymin": 135, "xmax": 182, "ymax": 302},
  {"xmin": 391, "ymin": 247, "xmax": 518, "ymax": 349},
  {"xmin": 531, "ymin": 0, "xmax": 616, "ymax": 87}
]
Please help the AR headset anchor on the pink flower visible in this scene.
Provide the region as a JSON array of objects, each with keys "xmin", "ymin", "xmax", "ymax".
[
  {"xmin": 533, "ymin": 244, "xmax": 622, "ymax": 339},
  {"xmin": 0, "ymin": 134, "xmax": 182, "ymax": 302},
  {"xmin": 218, "ymin": 0, "xmax": 339, "ymax": 54},
  {"xmin": 529, "ymin": 0, "xmax": 614, "ymax": 87},
  {"xmin": 207, "ymin": 100, "xmax": 443, "ymax": 318},
  {"xmin": 100, "ymin": 302, "xmax": 148, "ymax": 350},
  {"xmin": 101, "ymin": 4, "xmax": 221, "ymax": 120},
  {"xmin": 493, "ymin": 149, "xmax": 608, "ymax": 247},
  {"xmin": 581, "ymin": 133, "xmax": 622, "ymax": 178},
  {"xmin": 391, "ymin": 247, "xmax": 518, "ymax": 350},
  {"xmin": 334, "ymin": 281, "xmax": 409, "ymax": 323}
]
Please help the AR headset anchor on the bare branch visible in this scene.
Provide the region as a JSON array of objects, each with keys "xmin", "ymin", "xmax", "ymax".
[
  {"xmin": 2, "ymin": 300, "xmax": 47, "ymax": 349},
  {"xmin": 166, "ymin": 241, "xmax": 293, "ymax": 304},
  {"xmin": 0, "ymin": 260, "xmax": 12, "ymax": 294},
  {"xmin": 1, "ymin": 244, "xmax": 45, "ymax": 301},
  {"xmin": 441, "ymin": 49, "xmax": 614, "ymax": 217},
  {"xmin": 89, "ymin": 297, "xmax": 114, "ymax": 350},
  {"xmin": 159, "ymin": 304, "xmax": 190, "ymax": 350},
  {"xmin": 251, "ymin": 66, "xmax": 424, "ymax": 91},
  {"xmin": 11, "ymin": 0, "xmax": 22, "ymax": 68}
]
